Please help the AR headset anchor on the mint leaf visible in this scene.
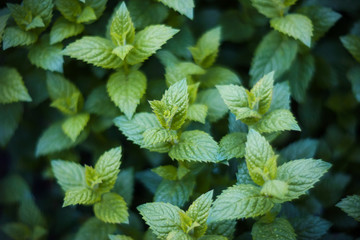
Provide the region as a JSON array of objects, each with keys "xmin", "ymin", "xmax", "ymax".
[
  {"xmin": 63, "ymin": 187, "xmax": 99, "ymax": 206},
  {"xmin": 55, "ymin": 0, "xmax": 82, "ymax": 22},
  {"xmin": 75, "ymin": 217, "xmax": 116, "ymax": 240},
  {"xmin": 1, "ymin": 222, "xmax": 31, "ymax": 240},
  {"xmin": 280, "ymin": 138, "xmax": 319, "ymax": 162},
  {"xmin": 126, "ymin": 25, "xmax": 179, "ymax": 65},
  {"xmin": 113, "ymin": 168, "xmax": 135, "ymax": 206},
  {"xmin": 112, "ymin": 44, "xmax": 134, "ymax": 60},
  {"xmin": 128, "ymin": 0, "xmax": 169, "ymax": 29},
  {"xmin": 187, "ymin": 104, "xmax": 208, "ymax": 124},
  {"xmin": 341, "ymin": 35, "xmax": 360, "ymax": 63},
  {"xmin": 291, "ymin": 216, "xmax": 331, "ymax": 240},
  {"xmin": 107, "ymin": 69, "xmax": 147, "ymax": 119},
  {"xmin": 0, "ymin": 12, "xmax": 10, "ymax": 43},
  {"xmin": 347, "ymin": 66, "xmax": 360, "ymax": 102},
  {"xmin": 63, "ymin": 36, "xmax": 122, "ymax": 69},
  {"xmin": 165, "ymin": 62, "xmax": 205, "ymax": 86},
  {"xmin": 0, "ymin": 103, "xmax": 23, "ymax": 147},
  {"xmin": 143, "ymin": 127, "xmax": 177, "ymax": 146},
  {"xmin": 28, "ymin": 35, "xmax": 64, "ymax": 72},
  {"xmin": 216, "ymin": 84, "xmax": 248, "ymax": 113},
  {"xmin": 252, "ymin": 218, "xmax": 296, "ymax": 240},
  {"xmin": 250, "ymin": 0, "xmax": 286, "ymax": 18},
  {"xmin": 77, "ymin": 6, "xmax": 96, "ymax": 23},
  {"xmin": 152, "ymin": 165, "xmax": 178, "ymax": 181},
  {"xmin": 197, "ymin": 89, "xmax": 228, "ymax": 122},
  {"xmin": 51, "ymin": 160, "xmax": 85, "ymax": 191},
  {"xmin": 62, "ymin": 113, "xmax": 90, "ymax": 141},
  {"xmin": 50, "ymin": 17, "xmax": 84, "ymax": 44},
  {"xmin": 269, "ymin": 82, "xmax": 291, "ymax": 112},
  {"xmin": 219, "ymin": 132, "xmax": 247, "ymax": 160},
  {"xmin": 236, "ymin": 161, "xmax": 254, "ymax": 185},
  {"xmin": 253, "ymin": 109, "xmax": 300, "ymax": 133},
  {"xmin": 207, "ymin": 220, "xmax": 236, "ymax": 239},
  {"xmin": 137, "ymin": 202, "xmax": 182, "ymax": 239},
  {"xmin": 270, "ymin": 13, "xmax": 313, "ymax": 47},
  {"xmin": 85, "ymin": 85, "xmax": 120, "ymax": 117},
  {"xmin": 0, "ymin": 175, "xmax": 30, "ymax": 204},
  {"xmin": 110, "ymin": 2, "xmax": 135, "ymax": 46},
  {"xmin": 94, "ymin": 192, "xmax": 128, "ymax": 224},
  {"xmin": 109, "ymin": 235, "xmax": 134, "ymax": 240},
  {"xmin": 18, "ymin": 197, "xmax": 45, "ymax": 227},
  {"xmin": 209, "ymin": 184, "xmax": 274, "ymax": 221},
  {"xmin": 186, "ymin": 190, "xmax": 213, "ymax": 225},
  {"xmin": 23, "ymin": 0, "xmax": 53, "ymax": 26},
  {"xmin": 158, "ymin": 0, "xmax": 194, "ymax": 19},
  {"xmin": 200, "ymin": 66, "xmax": 241, "ymax": 88},
  {"xmin": 0, "ymin": 67, "xmax": 32, "ymax": 103},
  {"xmin": 167, "ymin": 229, "xmax": 192, "ymax": 239},
  {"xmin": 277, "ymin": 159, "xmax": 331, "ymax": 201},
  {"xmin": 25, "ymin": 16, "xmax": 44, "ymax": 31},
  {"xmin": 250, "ymin": 31, "xmax": 298, "ymax": 85},
  {"xmin": 7, "ymin": 3, "xmax": 31, "ymax": 27},
  {"xmin": 336, "ymin": 195, "xmax": 360, "ymax": 221},
  {"xmin": 154, "ymin": 178, "xmax": 195, "ymax": 207},
  {"xmin": 169, "ymin": 130, "xmax": 219, "ymax": 163},
  {"xmin": 250, "ymin": 71, "xmax": 274, "ymax": 114}
]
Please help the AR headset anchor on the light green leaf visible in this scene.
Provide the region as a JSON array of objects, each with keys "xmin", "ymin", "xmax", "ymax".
[
  {"xmin": 46, "ymin": 72, "xmax": 79, "ymax": 100},
  {"xmin": 252, "ymin": 218, "xmax": 296, "ymax": 240},
  {"xmin": 187, "ymin": 190, "xmax": 213, "ymax": 225},
  {"xmin": 62, "ymin": 113, "xmax": 90, "ymax": 141},
  {"xmin": 0, "ymin": 67, "xmax": 32, "ymax": 103},
  {"xmin": 18, "ymin": 197, "xmax": 45, "ymax": 227},
  {"xmin": 51, "ymin": 160, "xmax": 85, "ymax": 191},
  {"xmin": 291, "ymin": 216, "xmax": 331, "ymax": 240},
  {"xmin": 270, "ymin": 13, "xmax": 313, "ymax": 47},
  {"xmin": 137, "ymin": 202, "xmax": 182, "ymax": 239},
  {"xmin": 143, "ymin": 128, "xmax": 178, "ymax": 146},
  {"xmin": 50, "ymin": 17, "xmax": 84, "ymax": 44},
  {"xmin": 1, "ymin": 222, "xmax": 32, "ymax": 240},
  {"xmin": 85, "ymin": 0, "xmax": 107, "ymax": 19},
  {"xmin": 28, "ymin": 35, "xmax": 64, "ymax": 72},
  {"xmin": 77, "ymin": 6, "xmax": 96, "ymax": 23},
  {"xmin": 55, "ymin": 0, "xmax": 82, "ymax": 22},
  {"xmin": 63, "ymin": 187, "xmax": 99, "ymax": 206},
  {"xmin": 269, "ymin": 81, "xmax": 290, "ymax": 112},
  {"xmin": 260, "ymin": 179, "xmax": 289, "ymax": 202},
  {"xmin": 250, "ymin": 71, "xmax": 274, "ymax": 114},
  {"xmin": 112, "ymin": 44, "xmax": 134, "ymax": 60},
  {"xmin": 209, "ymin": 184, "xmax": 274, "ymax": 221},
  {"xmin": 197, "ymin": 89, "xmax": 228, "ymax": 122},
  {"xmin": 94, "ymin": 192, "xmax": 128, "ymax": 224},
  {"xmin": 341, "ymin": 35, "xmax": 360, "ymax": 63},
  {"xmin": 23, "ymin": 0, "xmax": 53, "ymax": 26},
  {"xmin": 110, "ymin": 2, "xmax": 135, "ymax": 46},
  {"xmin": 253, "ymin": 109, "xmax": 300, "ymax": 133},
  {"xmin": 187, "ymin": 104, "xmax": 208, "ymax": 124},
  {"xmin": 150, "ymin": 79, "xmax": 188, "ymax": 130},
  {"xmin": 154, "ymin": 178, "xmax": 195, "ymax": 207},
  {"xmin": 277, "ymin": 159, "xmax": 331, "ymax": 201},
  {"xmin": 128, "ymin": 0, "xmax": 169, "ymax": 29},
  {"xmin": 200, "ymin": 66, "xmax": 241, "ymax": 88},
  {"xmin": 25, "ymin": 16, "xmax": 44, "ymax": 31},
  {"xmin": 108, "ymin": 235, "xmax": 134, "ymax": 240},
  {"xmin": 245, "ymin": 129, "xmax": 276, "ymax": 185},
  {"xmin": 158, "ymin": 0, "xmax": 194, "ymax": 19},
  {"xmin": 0, "ymin": 103, "xmax": 23, "ymax": 147},
  {"xmin": 152, "ymin": 165, "xmax": 178, "ymax": 181},
  {"xmin": 63, "ymin": 36, "xmax": 122, "ymax": 69},
  {"xmin": 250, "ymin": 0, "xmax": 286, "ymax": 18},
  {"xmin": 206, "ymin": 220, "xmax": 236, "ymax": 239},
  {"xmin": 126, "ymin": 25, "xmax": 179, "ymax": 65},
  {"xmin": 336, "ymin": 195, "xmax": 360, "ymax": 221},
  {"xmin": 107, "ymin": 69, "xmax": 147, "ymax": 119},
  {"xmin": 169, "ymin": 130, "xmax": 219, "ymax": 163},
  {"xmin": 219, "ymin": 132, "xmax": 247, "ymax": 160},
  {"xmin": 165, "ymin": 62, "xmax": 205, "ymax": 86},
  {"xmin": 75, "ymin": 217, "xmax": 116, "ymax": 240},
  {"xmin": 189, "ymin": 27, "xmax": 221, "ymax": 68},
  {"xmin": 297, "ymin": 6, "xmax": 341, "ymax": 42},
  {"xmin": 287, "ymin": 54, "xmax": 315, "ymax": 102},
  {"xmin": 250, "ymin": 31, "xmax": 298, "ymax": 85},
  {"xmin": 347, "ymin": 66, "xmax": 360, "ymax": 102},
  {"xmin": 0, "ymin": 12, "xmax": 10, "ymax": 43},
  {"xmin": 114, "ymin": 113, "xmax": 171, "ymax": 153},
  {"xmin": 167, "ymin": 230, "xmax": 192, "ymax": 240},
  {"xmin": 216, "ymin": 84, "xmax": 248, "ymax": 114}
]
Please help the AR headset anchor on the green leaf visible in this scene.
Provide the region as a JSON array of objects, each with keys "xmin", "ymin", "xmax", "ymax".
[
  {"xmin": 158, "ymin": 0, "xmax": 194, "ymax": 19},
  {"xmin": 219, "ymin": 132, "xmax": 247, "ymax": 160},
  {"xmin": 250, "ymin": 71, "xmax": 274, "ymax": 114},
  {"xmin": 75, "ymin": 217, "xmax": 116, "ymax": 240},
  {"xmin": 28, "ymin": 35, "xmax": 64, "ymax": 72},
  {"xmin": 186, "ymin": 190, "xmax": 213, "ymax": 225},
  {"xmin": 336, "ymin": 195, "xmax": 360, "ymax": 221},
  {"xmin": 250, "ymin": 0, "xmax": 286, "ymax": 18},
  {"xmin": 200, "ymin": 66, "xmax": 241, "ymax": 88},
  {"xmin": 7, "ymin": 3, "xmax": 32, "ymax": 27},
  {"xmin": 85, "ymin": 0, "xmax": 107, "ymax": 19},
  {"xmin": 236, "ymin": 161, "xmax": 254, "ymax": 185},
  {"xmin": 143, "ymin": 127, "xmax": 178, "ymax": 146},
  {"xmin": 23, "ymin": 0, "xmax": 53, "ymax": 26},
  {"xmin": 50, "ymin": 17, "xmax": 84, "ymax": 44},
  {"xmin": 128, "ymin": 0, "xmax": 169, "ymax": 29},
  {"xmin": 107, "ymin": 69, "xmax": 147, "ymax": 119},
  {"xmin": 110, "ymin": 2, "xmax": 135, "ymax": 46},
  {"xmin": 1, "ymin": 222, "xmax": 32, "ymax": 240},
  {"xmin": 36, "ymin": 121, "xmax": 87, "ymax": 156},
  {"xmin": 216, "ymin": 84, "xmax": 248, "ymax": 114},
  {"xmin": 206, "ymin": 220, "xmax": 237, "ymax": 239},
  {"xmin": 2, "ymin": 26, "xmax": 37, "ymax": 50},
  {"xmin": 187, "ymin": 104, "xmax": 208, "ymax": 124},
  {"xmin": 94, "ymin": 192, "xmax": 128, "ymax": 224},
  {"xmin": 280, "ymin": 138, "xmax": 318, "ymax": 161},
  {"xmin": 260, "ymin": 179, "xmax": 289, "ymax": 202},
  {"xmin": 0, "ymin": 67, "xmax": 32, "ymax": 104},
  {"xmin": 269, "ymin": 82, "xmax": 291, "ymax": 112},
  {"xmin": 252, "ymin": 218, "xmax": 296, "ymax": 240},
  {"xmin": 287, "ymin": 54, "xmax": 315, "ymax": 102},
  {"xmin": 55, "ymin": 0, "xmax": 82, "ymax": 22},
  {"xmin": 0, "ymin": 175, "xmax": 30, "ymax": 204},
  {"xmin": 152, "ymin": 165, "xmax": 178, "ymax": 181},
  {"xmin": 25, "ymin": 16, "xmax": 45, "ymax": 31},
  {"xmin": 165, "ymin": 62, "xmax": 205, "ymax": 86},
  {"xmin": 112, "ymin": 44, "xmax": 134, "ymax": 60},
  {"xmin": 0, "ymin": 103, "xmax": 23, "ymax": 147},
  {"xmin": 85, "ymin": 85, "xmax": 120, "ymax": 117},
  {"xmin": 18, "ymin": 197, "xmax": 45, "ymax": 227},
  {"xmin": 277, "ymin": 159, "xmax": 331, "ymax": 201},
  {"xmin": 169, "ymin": 130, "xmax": 219, "ymax": 163},
  {"xmin": 270, "ymin": 13, "xmax": 313, "ymax": 47},
  {"xmin": 112, "ymin": 168, "xmax": 134, "ymax": 206},
  {"xmin": 63, "ymin": 187, "xmax": 99, "ymax": 206},
  {"xmin": 291, "ymin": 216, "xmax": 331, "ymax": 240},
  {"xmin": 250, "ymin": 31, "xmax": 298, "ymax": 85},
  {"xmin": 77, "ymin": 6, "xmax": 97, "ymax": 23},
  {"xmin": 126, "ymin": 25, "xmax": 179, "ymax": 65},
  {"xmin": 245, "ymin": 129, "xmax": 276, "ymax": 185},
  {"xmin": 253, "ymin": 109, "xmax": 300, "ymax": 133},
  {"xmin": 347, "ymin": 66, "xmax": 360, "ymax": 102},
  {"xmin": 297, "ymin": 6, "xmax": 341, "ymax": 42},
  {"xmin": 63, "ymin": 36, "xmax": 122, "ymax": 69},
  {"xmin": 137, "ymin": 202, "xmax": 182, "ymax": 239},
  {"xmin": 199, "ymin": 236, "xmax": 227, "ymax": 240},
  {"xmin": 62, "ymin": 113, "xmax": 90, "ymax": 141},
  {"xmin": 209, "ymin": 184, "xmax": 274, "ymax": 221},
  {"xmin": 108, "ymin": 235, "xmax": 134, "ymax": 240},
  {"xmin": 197, "ymin": 89, "xmax": 228, "ymax": 122},
  {"xmin": 51, "ymin": 160, "xmax": 85, "ymax": 191},
  {"xmin": 0, "ymin": 12, "xmax": 10, "ymax": 43},
  {"xmin": 150, "ymin": 79, "xmax": 188, "ymax": 130},
  {"xmin": 154, "ymin": 178, "xmax": 195, "ymax": 207},
  {"xmin": 189, "ymin": 27, "xmax": 221, "ymax": 68},
  {"xmin": 341, "ymin": 35, "xmax": 360, "ymax": 63},
  {"xmin": 114, "ymin": 113, "xmax": 171, "ymax": 153}
]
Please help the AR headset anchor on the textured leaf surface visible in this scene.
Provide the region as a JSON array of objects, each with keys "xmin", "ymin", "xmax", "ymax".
[
  {"xmin": 63, "ymin": 187, "xmax": 99, "ymax": 206},
  {"xmin": 126, "ymin": 25, "xmax": 179, "ymax": 65},
  {"xmin": 110, "ymin": 2, "xmax": 135, "ymax": 45},
  {"xmin": 253, "ymin": 109, "xmax": 300, "ymax": 133},
  {"xmin": 94, "ymin": 192, "xmax": 128, "ymax": 224},
  {"xmin": 0, "ymin": 67, "xmax": 32, "ymax": 104},
  {"xmin": 187, "ymin": 104, "xmax": 208, "ymax": 124},
  {"xmin": 270, "ymin": 14, "xmax": 313, "ymax": 47},
  {"xmin": 280, "ymin": 138, "xmax": 318, "ymax": 162},
  {"xmin": 169, "ymin": 130, "xmax": 219, "ymax": 163},
  {"xmin": 0, "ymin": 13, "xmax": 10, "ymax": 43},
  {"xmin": 277, "ymin": 159, "xmax": 331, "ymax": 201},
  {"xmin": 187, "ymin": 190, "xmax": 213, "ymax": 225},
  {"xmin": 250, "ymin": 0, "xmax": 286, "ymax": 18},
  {"xmin": 250, "ymin": 31, "xmax": 298, "ymax": 85},
  {"xmin": 252, "ymin": 218, "xmax": 296, "ymax": 240},
  {"xmin": 63, "ymin": 36, "xmax": 122, "ymax": 69},
  {"xmin": 209, "ymin": 184, "xmax": 274, "ymax": 221},
  {"xmin": 207, "ymin": 220, "xmax": 237, "ymax": 239},
  {"xmin": 128, "ymin": 0, "xmax": 169, "ymax": 29},
  {"xmin": 341, "ymin": 35, "xmax": 360, "ymax": 63},
  {"xmin": 0, "ymin": 103, "xmax": 23, "ymax": 147},
  {"xmin": 62, "ymin": 113, "xmax": 90, "ymax": 141},
  {"xmin": 200, "ymin": 66, "xmax": 241, "ymax": 88},
  {"xmin": 336, "ymin": 195, "xmax": 360, "ymax": 221},
  {"xmin": 165, "ymin": 62, "xmax": 205, "ymax": 86},
  {"xmin": 51, "ymin": 160, "xmax": 85, "ymax": 192},
  {"xmin": 196, "ymin": 89, "xmax": 227, "ymax": 122},
  {"xmin": 236, "ymin": 161, "xmax": 254, "ymax": 185},
  {"xmin": 158, "ymin": 0, "xmax": 194, "ymax": 19},
  {"xmin": 50, "ymin": 17, "xmax": 84, "ymax": 44},
  {"xmin": 143, "ymin": 128, "xmax": 177, "ymax": 146},
  {"xmin": 154, "ymin": 178, "xmax": 195, "ymax": 207},
  {"xmin": 109, "ymin": 235, "xmax": 134, "ymax": 240},
  {"xmin": 291, "ymin": 216, "xmax": 331, "ymax": 240},
  {"xmin": 219, "ymin": 132, "xmax": 247, "ymax": 160},
  {"xmin": 217, "ymin": 84, "xmax": 248, "ymax": 114},
  {"xmin": 269, "ymin": 82, "xmax": 291, "ymax": 111},
  {"xmin": 137, "ymin": 202, "xmax": 182, "ymax": 239},
  {"xmin": 2, "ymin": 26, "xmax": 37, "ymax": 50},
  {"xmin": 250, "ymin": 71, "xmax": 274, "ymax": 114},
  {"xmin": 152, "ymin": 165, "xmax": 178, "ymax": 181},
  {"xmin": 75, "ymin": 217, "xmax": 116, "ymax": 240}
]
